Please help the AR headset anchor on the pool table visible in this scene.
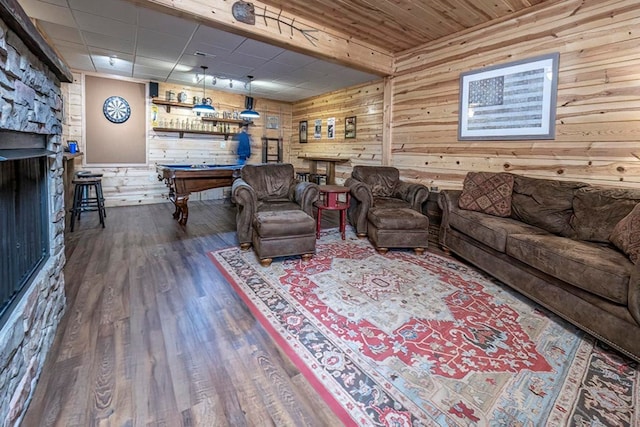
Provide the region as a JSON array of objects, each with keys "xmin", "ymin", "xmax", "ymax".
[{"xmin": 157, "ymin": 164, "xmax": 243, "ymax": 225}]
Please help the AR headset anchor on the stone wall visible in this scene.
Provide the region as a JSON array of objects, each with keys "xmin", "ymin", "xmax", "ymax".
[{"xmin": 0, "ymin": 17, "xmax": 66, "ymax": 427}]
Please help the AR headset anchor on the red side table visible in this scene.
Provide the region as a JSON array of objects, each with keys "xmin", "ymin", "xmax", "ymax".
[{"xmin": 315, "ymin": 185, "xmax": 351, "ymax": 239}]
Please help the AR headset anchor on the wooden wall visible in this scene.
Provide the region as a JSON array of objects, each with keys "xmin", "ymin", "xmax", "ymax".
[
  {"xmin": 291, "ymin": 80, "xmax": 384, "ymax": 183},
  {"xmin": 391, "ymin": 0, "xmax": 640, "ymax": 190},
  {"xmin": 63, "ymin": 73, "xmax": 291, "ymax": 207}
]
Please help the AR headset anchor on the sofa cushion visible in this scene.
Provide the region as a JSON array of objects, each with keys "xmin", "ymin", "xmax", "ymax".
[
  {"xmin": 507, "ymin": 233, "xmax": 632, "ymax": 305},
  {"xmin": 352, "ymin": 166, "xmax": 399, "ymax": 198},
  {"xmin": 449, "ymin": 205, "xmax": 548, "ymax": 252},
  {"xmin": 570, "ymin": 187, "xmax": 640, "ymax": 242},
  {"xmin": 609, "ymin": 203, "xmax": 640, "ymax": 265},
  {"xmin": 511, "ymin": 175, "xmax": 588, "ymax": 236},
  {"xmin": 459, "ymin": 172, "xmax": 514, "ymax": 217}
]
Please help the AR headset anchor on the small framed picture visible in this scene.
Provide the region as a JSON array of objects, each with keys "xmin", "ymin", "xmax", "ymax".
[
  {"xmin": 266, "ymin": 115, "xmax": 279, "ymax": 129},
  {"xmin": 345, "ymin": 116, "xmax": 356, "ymax": 138},
  {"xmin": 327, "ymin": 117, "xmax": 335, "ymax": 139},
  {"xmin": 299, "ymin": 121, "xmax": 308, "ymax": 143},
  {"xmin": 314, "ymin": 119, "xmax": 322, "ymax": 139}
]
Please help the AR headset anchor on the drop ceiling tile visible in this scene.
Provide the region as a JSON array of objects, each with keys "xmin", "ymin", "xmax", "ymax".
[
  {"xmin": 19, "ymin": 0, "xmax": 75, "ymax": 26},
  {"xmin": 83, "ymin": 31, "xmax": 134, "ymax": 54},
  {"xmin": 253, "ymin": 61, "xmax": 299, "ymax": 76},
  {"xmin": 92, "ymin": 54, "xmax": 132, "ymax": 74},
  {"xmin": 135, "ymin": 56, "xmax": 180, "ymax": 71},
  {"xmin": 56, "ymin": 46, "xmax": 94, "ymax": 71},
  {"xmin": 223, "ymin": 52, "xmax": 266, "ymax": 69},
  {"xmin": 132, "ymin": 64, "xmax": 171, "ymax": 80},
  {"xmin": 88, "ymin": 47, "xmax": 133, "ymax": 63},
  {"xmin": 272, "ymin": 50, "xmax": 317, "ymax": 68},
  {"xmin": 135, "ymin": 28, "xmax": 190, "ymax": 62},
  {"xmin": 233, "ymin": 39, "xmax": 285, "ymax": 59},
  {"xmin": 183, "ymin": 41, "xmax": 232, "ymax": 59},
  {"xmin": 73, "ymin": 11, "xmax": 135, "ymax": 40},
  {"xmin": 190, "ymin": 26, "xmax": 246, "ymax": 51},
  {"xmin": 138, "ymin": 8, "xmax": 198, "ymax": 38},
  {"xmin": 38, "ymin": 22, "xmax": 82, "ymax": 44},
  {"xmin": 67, "ymin": 0, "xmax": 137, "ymax": 24}
]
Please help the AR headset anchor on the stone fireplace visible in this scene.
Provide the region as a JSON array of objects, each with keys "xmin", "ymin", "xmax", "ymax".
[{"xmin": 0, "ymin": 3, "xmax": 73, "ymax": 426}]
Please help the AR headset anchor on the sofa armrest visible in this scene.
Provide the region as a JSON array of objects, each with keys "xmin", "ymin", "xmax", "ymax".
[
  {"xmin": 394, "ymin": 181, "xmax": 429, "ymax": 212},
  {"xmin": 292, "ymin": 181, "xmax": 320, "ymax": 217},
  {"xmin": 232, "ymin": 178, "xmax": 258, "ymax": 245},
  {"xmin": 438, "ymin": 190, "xmax": 462, "ymax": 250},
  {"xmin": 345, "ymin": 177, "xmax": 373, "ymax": 236}
]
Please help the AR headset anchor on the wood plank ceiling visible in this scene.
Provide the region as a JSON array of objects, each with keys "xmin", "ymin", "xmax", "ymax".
[{"xmin": 258, "ymin": 0, "xmax": 553, "ymax": 53}]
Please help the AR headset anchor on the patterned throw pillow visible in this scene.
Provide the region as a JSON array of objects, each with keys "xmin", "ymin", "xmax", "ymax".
[
  {"xmin": 609, "ymin": 203, "xmax": 640, "ymax": 265},
  {"xmin": 459, "ymin": 172, "xmax": 515, "ymax": 217}
]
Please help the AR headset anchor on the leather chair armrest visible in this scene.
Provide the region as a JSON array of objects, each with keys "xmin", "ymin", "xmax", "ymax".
[
  {"xmin": 231, "ymin": 178, "xmax": 258, "ymax": 246},
  {"xmin": 292, "ymin": 181, "xmax": 320, "ymax": 216},
  {"xmin": 345, "ymin": 178, "xmax": 373, "ymax": 236},
  {"xmin": 394, "ymin": 181, "xmax": 429, "ymax": 212}
]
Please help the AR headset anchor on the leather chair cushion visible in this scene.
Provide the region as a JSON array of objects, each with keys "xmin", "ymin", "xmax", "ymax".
[
  {"xmin": 352, "ymin": 166, "xmax": 400, "ymax": 198},
  {"xmin": 368, "ymin": 207, "xmax": 428, "ymax": 230},
  {"xmin": 253, "ymin": 210, "xmax": 315, "ymax": 238},
  {"xmin": 242, "ymin": 163, "xmax": 295, "ymax": 201}
]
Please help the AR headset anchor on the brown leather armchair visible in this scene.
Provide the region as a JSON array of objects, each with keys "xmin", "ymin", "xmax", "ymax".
[
  {"xmin": 345, "ymin": 165, "xmax": 429, "ymax": 237},
  {"xmin": 232, "ymin": 163, "xmax": 320, "ymax": 249}
]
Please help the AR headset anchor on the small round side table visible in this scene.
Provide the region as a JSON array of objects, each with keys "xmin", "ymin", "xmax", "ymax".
[{"xmin": 315, "ymin": 185, "xmax": 350, "ymax": 239}]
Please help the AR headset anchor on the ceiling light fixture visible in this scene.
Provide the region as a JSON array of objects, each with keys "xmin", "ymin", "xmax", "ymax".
[
  {"xmin": 240, "ymin": 75, "xmax": 260, "ymax": 120},
  {"xmin": 192, "ymin": 66, "xmax": 215, "ymax": 114}
]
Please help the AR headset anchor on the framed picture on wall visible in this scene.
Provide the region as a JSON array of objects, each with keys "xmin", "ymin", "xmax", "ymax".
[
  {"xmin": 314, "ymin": 119, "xmax": 322, "ymax": 139},
  {"xmin": 345, "ymin": 116, "xmax": 356, "ymax": 138},
  {"xmin": 266, "ymin": 115, "xmax": 279, "ymax": 129},
  {"xmin": 458, "ymin": 52, "xmax": 560, "ymax": 140},
  {"xmin": 327, "ymin": 117, "xmax": 335, "ymax": 139},
  {"xmin": 299, "ymin": 121, "xmax": 308, "ymax": 143}
]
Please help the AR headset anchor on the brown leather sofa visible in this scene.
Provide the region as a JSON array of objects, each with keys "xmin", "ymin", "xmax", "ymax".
[
  {"xmin": 439, "ymin": 172, "xmax": 640, "ymax": 361},
  {"xmin": 231, "ymin": 163, "xmax": 320, "ymax": 249}
]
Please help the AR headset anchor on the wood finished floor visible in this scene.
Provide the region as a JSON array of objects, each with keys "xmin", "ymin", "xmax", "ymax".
[{"xmin": 22, "ymin": 200, "xmax": 343, "ymax": 427}]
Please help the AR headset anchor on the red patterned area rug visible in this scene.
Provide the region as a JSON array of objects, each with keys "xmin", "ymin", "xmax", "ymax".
[{"xmin": 209, "ymin": 228, "xmax": 639, "ymax": 426}]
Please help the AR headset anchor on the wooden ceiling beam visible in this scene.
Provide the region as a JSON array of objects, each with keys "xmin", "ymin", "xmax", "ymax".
[{"xmin": 128, "ymin": 0, "xmax": 393, "ymax": 76}]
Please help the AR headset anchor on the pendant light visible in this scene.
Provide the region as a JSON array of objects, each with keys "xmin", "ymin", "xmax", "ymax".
[
  {"xmin": 240, "ymin": 75, "xmax": 260, "ymax": 119},
  {"xmin": 193, "ymin": 66, "xmax": 215, "ymax": 114}
]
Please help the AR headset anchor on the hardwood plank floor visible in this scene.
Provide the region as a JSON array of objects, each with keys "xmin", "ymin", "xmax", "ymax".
[{"xmin": 23, "ymin": 200, "xmax": 343, "ymax": 426}]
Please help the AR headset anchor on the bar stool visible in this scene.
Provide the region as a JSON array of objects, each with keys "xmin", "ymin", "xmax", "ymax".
[
  {"xmin": 75, "ymin": 171, "xmax": 106, "ymax": 218},
  {"xmin": 69, "ymin": 176, "xmax": 106, "ymax": 231},
  {"xmin": 309, "ymin": 173, "xmax": 327, "ymax": 185},
  {"xmin": 296, "ymin": 170, "xmax": 310, "ymax": 182}
]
